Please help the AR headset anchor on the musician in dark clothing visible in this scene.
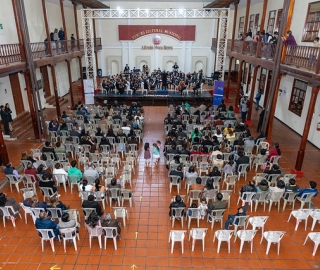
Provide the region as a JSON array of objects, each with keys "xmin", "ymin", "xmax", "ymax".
[
  {"xmin": 193, "ymin": 80, "xmax": 201, "ymax": 96},
  {"xmin": 161, "ymin": 71, "xmax": 168, "ymax": 90}
]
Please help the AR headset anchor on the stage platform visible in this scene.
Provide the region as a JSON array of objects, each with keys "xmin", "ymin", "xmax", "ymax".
[{"xmin": 95, "ymin": 89, "xmax": 213, "ymax": 106}]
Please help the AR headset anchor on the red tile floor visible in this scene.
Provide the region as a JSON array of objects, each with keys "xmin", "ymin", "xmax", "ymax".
[{"xmin": 0, "ymin": 87, "xmax": 320, "ymax": 269}]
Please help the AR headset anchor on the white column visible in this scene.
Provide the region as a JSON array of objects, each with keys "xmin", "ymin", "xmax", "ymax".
[
  {"xmin": 181, "ymin": 42, "xmax": 186, "ymax": 73},
  {"xmin": 155, "ymin": 48, "xmax": 158, "ymax": 70},
  {"xmin": 187, "ymin": 42, "xmax": 192, "ymax": 72},
  {"xmin": 121, "ymin": 41, "xmax": 126, "ymax": 71},
  {"xmin": 128, "ymin": 42, "xmax": 133, "ymax": 70},
  {"xmin": 209, "ymin": 18, "xmax": 216, "ymax": 76}
]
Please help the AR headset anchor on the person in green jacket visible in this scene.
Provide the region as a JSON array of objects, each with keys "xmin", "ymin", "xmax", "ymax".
[{"xmin": 68, "ymin": 160, "xmax": 82, "ymax": 182}]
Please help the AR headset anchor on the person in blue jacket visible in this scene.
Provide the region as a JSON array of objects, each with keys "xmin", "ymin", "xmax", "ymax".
[
  {"xmin": 224, "ymin": 205, "xmax": 247, "ymax": 230},
  {"xmin": 35, "ymin": 211, "xmax": 60, "ymax": 240},
  {"xmin": 297, "ymin": 181, "xmax": 318, "ymax": 198}
]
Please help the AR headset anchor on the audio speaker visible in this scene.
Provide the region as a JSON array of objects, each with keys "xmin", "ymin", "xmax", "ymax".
[{"xmin": 97, "ymin": 69, "xmax": 102, "ymax": 77}]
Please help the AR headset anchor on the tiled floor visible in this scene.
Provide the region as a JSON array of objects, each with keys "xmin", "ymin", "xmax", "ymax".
[{"xmin": 0, "ymin": 85, "xmax": 320, "ymax": 269}]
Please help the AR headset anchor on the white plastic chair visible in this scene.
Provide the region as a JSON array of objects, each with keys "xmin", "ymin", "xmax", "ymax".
[
  {"xmin": 171, "ymin": 207, "xmax": 185, "ymax": 228},
  {"xmin": 68, "ymin": 175, "xmax": 80, "ymax": 193},
  {"xmin": 188, "ymin": 228, "xmax": 208, "ymax": 251},
  {"xmin": 253, "ymin": 191, "xmax": 270, "ymax": 212},
  {"xmin": 19, "ymin": 203, "xmax": 33, "ymax": 224},
  {"xmin": 252, "ymin": 155, "xmax": 268, "ymax": 172},
  {"xmin": 222, "ymin": 175, "xmax": 237, "ymax": 192},
  {"xmin": 36, "ymin": 229, "xmax": 59, "ymax": 252},
  {"xmin": 233, "ymin": 215, "xmax": 250, "ymax": 238},
  {"xmin": 121, "ymin": 189, "xmax": 133, "ymax": 208},
  {"xmin": 311, "ymin": 209, "xmax": 320, "ymax": 231},
  {"xmin": 236, "ymin": 230, "xmax": 257, "ymax": 253},
  {"xmin": 169, "ymin": 176, "xmax": 181, "ymax": 194},
  {"xmin": 287, "ymin": 209, "xmax": 313, "ymax": 231},
  {"xmin": 168, "ymin": 230, "xmax": 187, "ymax": 253},
  {"xmin": 188, "ymin": 190, "xmax": 202, "ymax": 206},
  {"xmin": 213, "ymin": 230, "xmax": 233, "ymax": 253},
  {"xmin": 260, "ymin": 231, "xmax": 285, "ymax": 255},
  {"xmin": 207, "ymin": 209, "xmax": 225, "ymax": 230},
  {"xmin": 46, "ymin": 208, "xmax": 63, "ymax": 222},
  {"xmin": 82, "ymin": 208, "xmax": 96, "ymax": 220},
  {"xmin": 113, "ymin": 207, "xmax": 129, "ymax": 228},
  {"xmin": 282, "ymin": 192, "xmax": 298, "ymax": 211},
  {"xmin": 0, "ymin": 206, "xmax": 22, "ymax": 227},
  {"xmin": 297, "ymin": 193, "xmax": 317, "ymax": 209},
  {"xmin": 108, "ymin": 188, "xmax": 121, "ymax": 206},
  {"xmin": 268, "ymin": 192, "xmax": 284, "ymax": 212},
  {"xmin": 85, "ymin": 223, "xmax": 102, "ymax": 248},
  {"xmin": 102, "ymin": 227, "xmax": 119, "ymax": 250},
  {"xmin": 304, "ymin": 232, "xmax": 320, "ymax": 256},
  {"xmin": 246, "ymin": 216, "xmax": 269, "ymax": 242},
  {"xmin": 60, "ymin": 227, "xmax": 79, "ymax": 252},
  {"xmin": 7, "ymin": 174, "xmax": 24, "ymax": 193},
  {"xmin": 187, "ymin": 208, "xmax": 201, "ymax": 229},
  {"xmin": 53, "ymin": 174, "xmax": 69, "ymax": 192},
  {"xmin": 237, "ymin": 164, "xmax": 250, "ymax": 182},
  {"xmin": 39, "ymin": 187, "xmax": 58, "ymax": 201},
  {"xmin": 267, "ymin": 156, "xmax": 281, "ymax": 170},
  {"xmin": 220, "ymin": 190, "xmax": 233, "ymax": 209},
  {"xmin": 20, "ymin": 188, "xmax": 36, "ymax": 200},
  {"xmin": 237, "ymin": 192, "xmax": 255, "ymax": 212}
]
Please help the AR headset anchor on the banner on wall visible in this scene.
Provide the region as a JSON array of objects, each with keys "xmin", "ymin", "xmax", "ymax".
[
  {"xmin": 212, "ymin": 80, "xmax": 224, "ymax": 106},
  {"xmin": 119, "ymin": 25, "xmax": 196, "ymax": 41},
  {"xmin": 83, "ymin": 79, "xmax": 95, "ymax": 105}
]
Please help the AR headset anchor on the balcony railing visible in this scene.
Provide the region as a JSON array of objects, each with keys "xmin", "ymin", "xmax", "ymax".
[
  {"xmin": 0, "ymin": 38, "xmax": 101, "ymax": 65},
  {"xmin": 0, "ymin": 44, "xmax": 22, "ymax": 65},
  {"xmin": 216, "ymin": 38, "xmax": 320, "ymax": 73},
  {"xmin": 283, "ymin": 45, "xmax": 320, "ymax": 72}
]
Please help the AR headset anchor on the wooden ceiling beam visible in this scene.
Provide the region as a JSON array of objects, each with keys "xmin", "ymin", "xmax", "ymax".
[
  {"xmin": 71, "ymin": 0, "xmax": 109, "ymax": 9},
  {"xmin": 204, "ymin": 0, "xmax": 240, "ymax": 8}
]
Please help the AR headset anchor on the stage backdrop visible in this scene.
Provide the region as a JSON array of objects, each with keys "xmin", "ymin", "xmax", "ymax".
[{"xmin": 119, "ymin": 25, "xmax": 196, "ymax": 41}]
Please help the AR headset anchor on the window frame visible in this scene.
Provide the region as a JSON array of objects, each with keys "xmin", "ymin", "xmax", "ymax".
[
  {"xmin": 274, "ymin": 9, "xmax": 282, "ymax": 32},
  {"xmin": 238, "ymin": 16, "xmax": 245, "ymax": 36},
  {"xmin": 266, "ymin": 10, "xmax": 276, "ymax": 34},
  {"xmin": 288, "ymin": 79, "xmax": 307, "ymax": 117},
  {"xmin": 302, "ymin": 1, "xmax": 320, "ymax": 42}
]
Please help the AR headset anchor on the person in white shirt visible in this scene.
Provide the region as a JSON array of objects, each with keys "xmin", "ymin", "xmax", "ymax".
[
  {"xmin": 79, "ymin": 179, "xmax": 93, "ymax": 191},
  {"xmin": 52, "ymin": 162, "xmax": 68, "ymax": 184}
]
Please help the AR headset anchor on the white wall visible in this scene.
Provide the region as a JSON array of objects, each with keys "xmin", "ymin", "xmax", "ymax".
[
  {"xmin": 55, "ymin": 62, "xmax": 69, "ymax": 97},
  {"xmin": 274, "ymin": 75, "xmax": 320, "ymax": 148},
  {"xmin": 25, "ymin": 0, "xmax": 46, "ymax": 42},
  {"xmin": 0, "ymin": 1, "xmax": 18, "ymax": 44}
]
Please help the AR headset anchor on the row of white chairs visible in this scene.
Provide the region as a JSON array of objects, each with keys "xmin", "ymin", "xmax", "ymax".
[{"xmin": 169, "ymin": 229, "xmax": 285, "ymax": 255}]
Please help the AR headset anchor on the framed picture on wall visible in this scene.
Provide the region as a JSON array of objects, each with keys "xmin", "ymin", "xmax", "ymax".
[{"xmin": 37, "ymin": 80, "xmax": 42, "ymax": 89}]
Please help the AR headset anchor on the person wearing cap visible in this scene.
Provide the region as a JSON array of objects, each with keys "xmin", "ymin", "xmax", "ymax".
[{"xmin": 82, "ymin": 194, "xmax": 103, "ymax": 216}]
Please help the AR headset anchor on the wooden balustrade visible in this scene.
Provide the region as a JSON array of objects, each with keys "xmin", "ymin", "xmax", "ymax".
[
  {"xmin": 283, "ymin": 45, "xmax": 320, "ymax": 73},
  {"xmin": 0, "ymin": 44, "xmax": 22, "ymax": 65}
]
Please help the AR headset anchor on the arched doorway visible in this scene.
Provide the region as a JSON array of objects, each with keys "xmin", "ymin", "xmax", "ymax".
[{"xmin": 111, "ymin": 60, "xmax": 119, "ymax": 75}]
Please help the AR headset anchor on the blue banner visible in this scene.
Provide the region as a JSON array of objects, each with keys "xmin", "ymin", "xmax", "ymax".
[{"xmin": 213, "ymin": 80, "xmax": 224, "ymax": 106}]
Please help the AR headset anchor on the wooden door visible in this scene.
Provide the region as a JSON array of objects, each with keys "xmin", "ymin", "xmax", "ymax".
[
  {"xmin": 40, "ymin": 66, "xmax": 51, "ymax": 97},
  {"xmin": 9, "ymin": 73, "xmax": 24, "ymax": 116},
  {"xmin": 264, "ymin": 70, "xmax": 273, "ymax": 108}
]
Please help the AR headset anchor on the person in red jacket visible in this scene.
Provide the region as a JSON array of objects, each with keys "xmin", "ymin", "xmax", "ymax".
[{"xmin": 267, "ymin": 143, "xmax": 281, "ymax": 161}]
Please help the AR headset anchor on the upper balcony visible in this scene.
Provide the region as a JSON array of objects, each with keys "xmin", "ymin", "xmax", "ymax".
[
  {"xmin": 212, "ymin": 38, "xmax": 320, "ymax": 80},
  {"xmin": 0, "ymin": 38, "xmax": 102, "ymax": 74}
]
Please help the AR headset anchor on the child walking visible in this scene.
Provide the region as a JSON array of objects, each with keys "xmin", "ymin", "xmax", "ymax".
[
  {"xmin": 153, "ymin": 143, "xmax": 160, "ymax": 165},
  {"xmin": 144, "ymin": 142, "xmax": 151, "ymax": 167}
]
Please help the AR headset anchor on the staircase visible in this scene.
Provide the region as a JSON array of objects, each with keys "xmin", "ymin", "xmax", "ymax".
[
  {"xmin": 10, "ymin": 111, "xmax": 33, "ymax": 139},
  {"xmin": 45, "ymin": 95, "xmax": 69, "ymax": 108}
]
